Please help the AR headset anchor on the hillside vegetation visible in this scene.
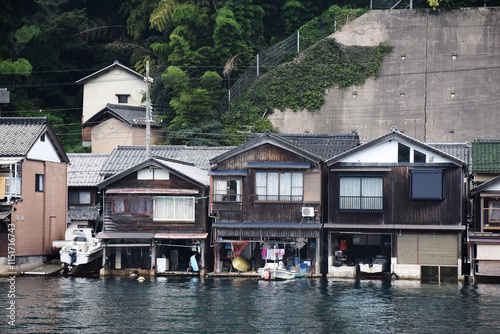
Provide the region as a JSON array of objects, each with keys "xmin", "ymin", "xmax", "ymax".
[{"xmin": 0, "ymin": 0, "xmax": 494, "ymax": 150}]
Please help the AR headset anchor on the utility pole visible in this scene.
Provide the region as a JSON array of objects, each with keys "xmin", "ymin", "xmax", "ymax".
[{"xmin": 145, "ymin": 61, "xmax": 151, "ymax": 157}]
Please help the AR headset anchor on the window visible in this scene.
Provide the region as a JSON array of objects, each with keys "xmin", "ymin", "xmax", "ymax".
[
  {"xmin": 153, "ymin": 197, "xmax": 195, "ymax": 222},
  {"xmin": 40, "ymin": 133, "xmax": 45, "ymax": 142},
  {"xmin": 489, "ymin": 202, "xmax": 500, "ymax": 223},
  {"xmin": 130, "ymin": 197, "xmax": 152, "ymax": 216},
  {"xmin": 255, "ymin": 172, "xmax": 303, "ymax": 202},
  {"xmin": 116, "ymin": 94, "xmax": 129, "ymax": 103},
  {"xmin": 398, "ymin": 143, "xmax": 410, "ymax": 162},
  {"xmin": 111, "ymin": 196, "xmax": 152, "ymax": 216},
  {"xmin": 414, "ymin": 150, "xmax": 426, "ymax": 163},
  {"xmin": 137, "ymin": 168, "xmax": 169, "ymax": 180},
  {"xmin": 338, "ymin": 175, "xmax": 384, "ymax": 211},
  {"xmin": 214, "ymin": 179, "xmax": 241, "ymax": 202},
  {"xmin": 410, "ymin": 169, "xmax": 444, "ymax": 200},
  {"xmin": 35, "ymin": 174, "xmax": 44, "ymax": 192},
  {"xmin": 69, "ymin": 190, "xmax": 92, "ymax": 205},
  {"xmin": 112, "ymin": 198, "xmax": 127, "ymax": 213}
]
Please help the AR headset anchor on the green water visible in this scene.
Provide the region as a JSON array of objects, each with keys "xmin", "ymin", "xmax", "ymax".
[{"xmin": 1, "ymin": 276, "xmax": 500, "ymax": 333}]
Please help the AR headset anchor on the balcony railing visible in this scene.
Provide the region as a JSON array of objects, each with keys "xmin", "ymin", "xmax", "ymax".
[
  {"xmin": 5, "ymin": 177, "xmax": 21, "ymax": 198},
  {"xmin": 337, "ymin": 196, "xmax": 385, "ymax": 212},
  {"xmin": 212, "ymin": 193, "xmax": 242, "ymax": 203},
  {"xmin": 252, "ymin": 194, "xmax": 303, "ymax": 203}
]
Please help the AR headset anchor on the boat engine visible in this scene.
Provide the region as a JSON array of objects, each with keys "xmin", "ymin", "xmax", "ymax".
[{"xmin": 69, "ymin": 248, "xmax": 77, "ymax": 267}]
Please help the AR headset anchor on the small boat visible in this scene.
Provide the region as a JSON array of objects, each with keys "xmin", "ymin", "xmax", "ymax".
[
  {"xmin": 232, "ymin": 256, "xmax": 251, "ymax": 272},
  {"xmin": 359, "ymin": 255, "xmax": 389, "ymax": 274},
  {"xmin": 258, "ymin": 262, "xmax": 296, "ymax": 280},
  {"xmin": 59, "ymin": 228, "xmax": 103, "ymax": 273}
]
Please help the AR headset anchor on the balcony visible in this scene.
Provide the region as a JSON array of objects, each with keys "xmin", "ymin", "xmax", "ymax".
[
  {"xmin": 337, "ymin": 195, "xmax": 385, "ymax": 213},
  {"xmin": 4, "ymin": 177, "xmax": 21, "ymax": 199}
]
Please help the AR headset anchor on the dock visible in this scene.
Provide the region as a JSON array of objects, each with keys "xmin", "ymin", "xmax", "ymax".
[{"xmin": 23, "ymin": 264, "xmax": 63, "ymax": 276}]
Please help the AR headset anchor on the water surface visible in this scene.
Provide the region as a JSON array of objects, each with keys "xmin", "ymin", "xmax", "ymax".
[{"xmin": 1, "ymin": 276, "xmax": 500, "ymax": 333}]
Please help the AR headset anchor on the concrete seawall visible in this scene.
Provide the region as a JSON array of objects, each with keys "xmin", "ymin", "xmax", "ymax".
[{"xmin": 268, "ymin": 7, "xmax": 500, "ymax": 143}]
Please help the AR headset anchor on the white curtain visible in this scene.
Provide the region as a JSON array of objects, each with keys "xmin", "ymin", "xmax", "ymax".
[
  {"xmin": 362, "ymin": 178, "xmax": 383, "ymax": 210},
  {"xmin": 80, "ymin": 190, "xmax": 91, "ymax": 204},
  {"xmin": 267, "ymin": 173, "xmax": 279, "ymax": 201},
  {"xmin": 256, "ymin": 173, "xmax": 267, "ymax": 200},
  {"xmin": 291, "ymin": 173, "xmax": 303, "ymax": 201},
  {"xmin": 339, "ymin": 177, "xmax": 361, "ymax": 209},
  {"xmin": 280, "ymin": 173, "xmax": 291, "ymax": 200},
  {"xmin": 154, "ymin": 197, "xmax": 195, "ymax": 221},
  {"xmin": 214, "ymin": 180, "xmax": 227, "ymax": 202}
]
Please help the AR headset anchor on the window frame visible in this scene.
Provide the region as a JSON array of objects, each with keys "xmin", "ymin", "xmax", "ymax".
[
  {"xmin": 410, "ymin": 169, "xmax": 444, "ymax": 200},
  {"xmin": 488, "ymin": 202, "xmax": 500, "ymax": 223},
  {"xmin": 129, "ymin": 196, "xmax": 153, "ymax": 216},
  {"xmin": 213, "ymin": 179, "xmax": 242, "ymax": 202},
  {"xmin": 68, "ymin": 189, "xmax": 92, "ymax": 205},
  {"xmin": 255, "ymin": 171, "xmax": 303, "ymax": 202},
  {"xmin": 35, "ymin": 174, "xmax": 44, "ymax": 192},
  {"xmin": 337, "ymin": 173, "xmax": 384, "ymax": 213},
  {"xmin": 153, "ymin": 196, "xmax": 195, "ymax": 222},
  {"xmin": 116, "ymin": 94, "xmax": 129, "ymax": 103}
]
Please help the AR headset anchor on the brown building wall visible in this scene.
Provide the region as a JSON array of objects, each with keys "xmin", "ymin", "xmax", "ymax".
[{"xmin": 13, "ymin": 159, "xmax": 67, "ymax": 256}]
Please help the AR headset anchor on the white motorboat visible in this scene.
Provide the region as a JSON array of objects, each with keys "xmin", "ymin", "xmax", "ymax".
[
  {"xmin": 258, "ymin": 262, "xmax": 296, "ymax": 280},
  {"xmin": 359, "ymin": 255, "xmax": 389, "ymax": 274},
  {"xmin": 59, "ymin": 228, "xmax": 103, "ymax": 271}
]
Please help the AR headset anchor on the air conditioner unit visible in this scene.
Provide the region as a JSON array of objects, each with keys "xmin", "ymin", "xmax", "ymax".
[{"xmin": 301, "ymin": 207, "xmax": 315, "ymax": 217}]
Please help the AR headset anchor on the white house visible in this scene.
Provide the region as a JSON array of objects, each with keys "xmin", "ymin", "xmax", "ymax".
[{"xmin": 75, "ymin": 61, "xmax": 148, "ymax": 146}]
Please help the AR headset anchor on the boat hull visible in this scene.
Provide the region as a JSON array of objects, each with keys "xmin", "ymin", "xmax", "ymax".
[{"xmin": 258, "ymin": 264, "xmax": 296, "ymax": 280}]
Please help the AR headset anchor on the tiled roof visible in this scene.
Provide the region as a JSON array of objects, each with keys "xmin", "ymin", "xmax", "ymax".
[
  {"xmin": 68, "ymin": 206, "xmax": 101, "ymax": 222},
  {"xmin": 0, "ymin": 89, "xmax": 9, "ymax": 105},
  {"xmin": 272, "ymin": 133, "xmax": 360, "ymax": 160},
  {"xmin": 0, "ymin": 117, "xmax": 48, "ymax": 156},
  {"xmin": 82, "ymin": 104, "xmax": 160, "ymax": 128},
  {"xmin": 428, "ymin": 142, "xmax": 471, "ymax": 171},
  {"xmin": 472, "ymin": 140, "xmax": 500, "ymax": 173},
  {"xmin": 246, "ymin": 133, "xmax": 360, "ymax": 160},
  {"xmin": 155, "ymin": 158, "xmax": 209, "ymax": 186},
  {"xmin": 68, "ymin": 153, "xmax": 109, "ymax": 186},
  {"xmin": 101, "ymin": 145, "xmax": 233, "ymax": 176}
]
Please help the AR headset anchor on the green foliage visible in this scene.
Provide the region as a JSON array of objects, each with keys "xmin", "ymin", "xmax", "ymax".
[
  {"xmin": 213, "ymin": 8, "xmax": 247, "ymax": 66},
  {"xmin": 0, "ymin": 58, "xmax": 33, "ymax": 76},
  {"xmin": 282, "ymin": 0, "xmax": 306, "ymax": 34},
  {"xmin": 121, "ymin": 0, "xmax": 160, "ymax": 40},
  {"xmin": 222, "ymin": 38, "xmax": 393, "ymax": 142},
  {"xmin": 15, "ymin": 25, "xmax": 41, "ymax": 44},
  {"xmin": 299, "ymin": 5, "xmax": 369, "ymax": 52},
  {"xmin": 149, "ymin": 0, "xmax": 176, "ymax": 33}
]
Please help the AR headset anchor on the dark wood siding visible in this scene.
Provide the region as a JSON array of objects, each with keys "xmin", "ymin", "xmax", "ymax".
[
  {"xmin": 211, "ymin": 144, "xmax": 322, "ymax": 224},
  {"xmin": 104, "ymin": 171, "xmax": 208, "ymax": 233},
  {"xmin": 328, "ymin": 165, "xmax": 463, "ymax": 226},
  {"xmin": 216, "ymin": 144, "xmax": 320, "ymax": 170}
]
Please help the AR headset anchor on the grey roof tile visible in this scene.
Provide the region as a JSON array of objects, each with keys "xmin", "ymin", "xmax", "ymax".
[
  {"xmin": 429, "ymin": 142, "xmax": 471, "ymax": 171},
  {"xmin": 82, "ymin": 103, "xmax": 160, "ymax": 128},
  {"xmin": 68, "ymin": 206, "xmax": 101, "ymax": 222},
  {"xmin": 0, "ymin": 117, "xmax": 48, "ymax": 156},
  {"xmin": 155, "ymin": 159, "xmax": 209, "ymax": 186},
  {"xmin": 101, "ymin": 145, "xmax": 233, "ymax": 176},
  {"xmin": 273, "ymin": 133, "xmax": 360, "ymax": 160},
  {"xmin": 68, "ymin": 153, "xmax": 110, "ymax": 186}
]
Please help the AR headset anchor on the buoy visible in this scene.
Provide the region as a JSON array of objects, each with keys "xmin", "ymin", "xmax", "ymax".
[
  {"xmin": 263, "ymin": 270, "xmax": 270, "ymax": 280},
  {"xmin": 137, "ymin": 276, "xmax": 145, "ymax": 282}
]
